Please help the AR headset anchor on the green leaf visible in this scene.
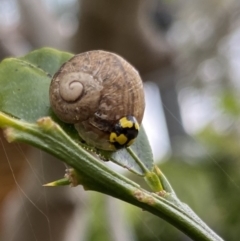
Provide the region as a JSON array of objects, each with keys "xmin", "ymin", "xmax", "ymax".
[
  {"xmin": 0, "ymin": 58, "xmax": 52, "ymax": 122},
  {"xmin": 0, "ymin": 48, "xmax": 73, "ymax": 122},
  {"xmin": 0, "ymin": 47, "xmax": 154, "ymax": 176},
  {"xmin": 20, "ymin": 47, "xmax": 73, "ymax": 76}
]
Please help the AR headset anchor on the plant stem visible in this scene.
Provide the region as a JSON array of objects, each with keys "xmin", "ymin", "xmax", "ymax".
[
  {"xmin": 127, "ymin": 146, "xmax": 149, "ymax": 174},
  {"xmin": 0, "ymin": 113, "xmax": 223, "ymax": 241}
]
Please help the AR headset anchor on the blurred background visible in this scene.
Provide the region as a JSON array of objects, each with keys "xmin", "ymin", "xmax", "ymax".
[{"xmin": 1, "ymin": 0, "xmax": 240, "ymax": 240}]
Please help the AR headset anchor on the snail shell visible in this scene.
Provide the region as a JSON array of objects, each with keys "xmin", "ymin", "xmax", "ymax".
[{"xmin": 49, "ymin": 50, "xmax": 145, "ymax": 151}]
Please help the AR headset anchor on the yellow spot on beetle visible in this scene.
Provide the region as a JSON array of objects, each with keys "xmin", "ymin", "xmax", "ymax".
[
  {"xmin": 119, "ymin": 117, "xmax": 134, "ymax": 128},
  {"xmin": 110, "ymin": 132, "xmax": 128, "ymax": 145}
]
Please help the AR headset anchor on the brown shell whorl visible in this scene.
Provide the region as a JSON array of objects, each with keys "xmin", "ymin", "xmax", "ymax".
[
  {"xmin": 49, "ymin": 61, "xmax": 103, "ymax": 124},
  {"xmin": 58, "ymin": 72, "xmax": 84, "ymax": 102}
]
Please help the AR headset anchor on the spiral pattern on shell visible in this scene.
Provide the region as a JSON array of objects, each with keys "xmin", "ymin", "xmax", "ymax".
[{"xmin": 49, "ymin": 50, "xmax": 145, "ymax": 150}]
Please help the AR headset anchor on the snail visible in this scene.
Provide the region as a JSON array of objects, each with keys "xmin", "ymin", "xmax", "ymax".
[{"xmin": 49, "ymin": 50, "xmax": 145, "ymax": 151}]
